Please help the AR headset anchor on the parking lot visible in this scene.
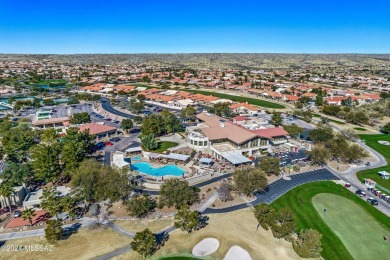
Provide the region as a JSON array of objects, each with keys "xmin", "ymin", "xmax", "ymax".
[{"xmin": 271, "ymin": 149, "xmax": 308, "ymax": 166}]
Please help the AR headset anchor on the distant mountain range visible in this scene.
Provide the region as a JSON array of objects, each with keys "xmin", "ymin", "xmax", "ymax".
[{"xmin": 1, "ymin": 53, "xmax": 390, "ymax": 69}]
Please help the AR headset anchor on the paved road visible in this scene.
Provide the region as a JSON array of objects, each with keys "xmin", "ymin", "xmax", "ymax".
[
  {"xmin": 101, "ymin": 98, "xmax": 134, "ymax": 119},
  {"xmin": 203, "ymin": 168, "xmax": 338, "ymax": 214},
  {"xmin": 144, "ymin": 173, "xmax": 233, "ymax": 195},
  {"xmin": 0, "ymin": 218, "xmax": 96, "ymax": 241}
]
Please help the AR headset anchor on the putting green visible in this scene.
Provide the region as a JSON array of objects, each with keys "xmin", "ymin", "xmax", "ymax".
[{"xmin": 312, "ymin": 193, "xmax": 390, "ymax": 259}]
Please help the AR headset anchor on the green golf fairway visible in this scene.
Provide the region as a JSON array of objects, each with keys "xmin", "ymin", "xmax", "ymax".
[{"xmin": 313, "ymin": 193, "xmax": 390, "ymax": 259}]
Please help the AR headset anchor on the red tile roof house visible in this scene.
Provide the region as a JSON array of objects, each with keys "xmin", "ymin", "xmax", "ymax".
[
  {"xmin": 229, "ymin": 103, "xmax": 259, "ymax": 114},
  {"xmin": 324, "ymin": 96, "xmax": 343, "ymax": 106},
  {"xmin": 78, "ymin": 123, "xmax": 117, "ymax": 140}
]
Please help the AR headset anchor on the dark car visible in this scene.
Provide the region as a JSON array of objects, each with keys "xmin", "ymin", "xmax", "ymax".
[
  {"xmin": 130, "ymin": 128, "xmax": 141, "ymax": 133},
  {"xmin": 14, "ymin": 210, "xmax": 21, "ymax": 218},
  {"xmin": 95, "ymin": 142, "xmax": 105, "ymax": 150},
  {"xmin": 355, "ymin": 190, "xmax": 366, "ymax": 197},
  {"xmin": 367, "ymin": 197, "xmax": 378, "ymax": 205},
  {"xmin": 109, "ymin": 137, "xmax": 121, "ymax": 142}
]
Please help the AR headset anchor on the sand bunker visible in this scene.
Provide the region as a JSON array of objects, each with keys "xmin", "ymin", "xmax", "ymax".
[
  {"xmin": 223, "ymin": 245, "xmax": 252, "ymax": 260},
  {"xmin": 192, "ymin": 238, "xmax": 219, "ymax": 256},
  {"xmin": 378, "ymin": 141, "xmax": 390, "ymax": 145}
]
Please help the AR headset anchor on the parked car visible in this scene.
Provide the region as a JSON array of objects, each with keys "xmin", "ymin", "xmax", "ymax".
[
  {"xmin": 14, "ymin": 210, "xmax": 21, "ymax": 218},
  {"xmin": 365, "ymin": 162, "xmax": 371, "ymax": 166},
  {"xmin": 109, "ymin": 137, "xmax": 121, "ymax": 142},
  {"xmin": 104, "ymin": 142, "xmax": 114, "ymax": 146},
  {"xmin": 367, "ymin": 197, "xmax": 378, "ymax": 205},
  {"xmin": 355, "ymin": 190, "xmax": 366, "ymax": 197},
  {"xmin": 94, "ymin": 142, "xmax": 105, "ymax": 150},
  {"xmin": 344, "ymin": 183, "xmax": 351, "ymax": 188},
  {"xmin": 105, "ymin": 118, "xmax": 112, "ymax": 121}
]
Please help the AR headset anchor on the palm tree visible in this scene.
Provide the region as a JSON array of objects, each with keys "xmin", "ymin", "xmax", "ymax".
[
  {"xmin": 21, "ymin": 208, "xmax": 36, "ymax": 226},
  {"xmin": 0, "ymin": 184, "xmax": 15, "ymax": 213}
]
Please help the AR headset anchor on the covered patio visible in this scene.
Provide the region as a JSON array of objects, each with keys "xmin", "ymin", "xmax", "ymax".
[{"xmin": 220, "ymin": 151, "xmax": 252, "ymax": 166}]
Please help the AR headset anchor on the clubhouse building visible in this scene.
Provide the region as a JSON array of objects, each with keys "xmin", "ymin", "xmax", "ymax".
[{"xmin": 186, "ymin": 112, "xmax": 288, "ymax": 164}]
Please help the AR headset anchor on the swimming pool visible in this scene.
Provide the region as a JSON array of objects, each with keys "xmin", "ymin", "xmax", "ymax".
[
  {"xmin": 132, "ymin": 155, "xmax": 142, "ymax": 161},
  {"xmin": 131, "ymin": 162, "xmax": 185, "ymax": 177}
]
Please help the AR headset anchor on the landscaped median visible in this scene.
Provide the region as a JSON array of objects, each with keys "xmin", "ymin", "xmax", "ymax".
[
  {"xmin": 186, "ymin": 89, "xmax": 285, "ymax": 109},
  {"xmin": 357, "ymin": 134, "xmax": 390, "ymax": 191},
  {"xmin": 271, "ymin": 181, "xmax": 390, "ymax": 260}
]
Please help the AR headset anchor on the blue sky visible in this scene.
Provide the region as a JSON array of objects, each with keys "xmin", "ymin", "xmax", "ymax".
[{"xmin": 0, "ymin": 0, "xmax": 389, "ymax": 54}]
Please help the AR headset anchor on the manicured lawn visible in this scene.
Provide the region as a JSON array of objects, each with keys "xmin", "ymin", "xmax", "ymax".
[
  {"xmin": 32, "ymin": 79, "xmax": 67, "ymax": 85},
  {"xmin": 271, "ymin": 181, "xmax": 390, "ymax": 260},
  {"xmin": 313, "ymin": 113, "xmax": 321, "ymax": 118},
  {"xmin": 187, "ymin": 89, "xmax": 285, "ymax": 109},
  {"xmin": 312, "ymin": 193, "xmax": 390, "ymax": 259},
  {"xmin": 357, "ymin": 134, "xmax": 390, "ymax": 191},
  {"xmin": 354, "ymin": 127, "xmax": 367, "ymax": 131},
  {"xmin": 151, "ymin": 141, "xmax": 178, "ymax": 153},
  {"xmin": 132, "ymin": 83, "xmax": 156, "ymax": 89},
  {"xmin": 328, "ymin": 118, "xmax": 346, "ymax": 125}
]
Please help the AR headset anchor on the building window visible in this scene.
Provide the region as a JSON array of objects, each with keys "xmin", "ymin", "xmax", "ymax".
[
  {"xmin": 191, "ymin": 140, "xmax": 193, "ymax": 145},
  {"xmin": 199, "ymin": 141, "xmax": 203, "ymax": 146},
  {"xmin": 194, "ymin": 141, "xmax": 198, "ymax": 146},
  {"xmin": 204, "ymin": 141, "xmax": 208, "ymax": 146}
]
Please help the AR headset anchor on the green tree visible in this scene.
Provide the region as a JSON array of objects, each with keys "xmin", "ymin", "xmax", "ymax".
[
  {"xmin": 213, "ymin": 102, "xmax": 232, "ymax": 117},
  {"xmin": 62, "ymin": 140, "xmax": 86, "ymax": 177},
  {"xmin": 140, "ymin": 133, "xmax": 159, "ymax": 150},
  {"xmin": 307, "ymin": 146, "xmax": 330, "ymax": 165},
  {"xmin": 308, "ymin": 123, "xmax": 334, "ymax": 143},
  {"xmin": 71, "ymin": 159, "xmax": 132, "ymax": 206},
  {"xmin": 131, "ymin": 102, "xmax": 144, "ymax": 114},
  {"xmin": 40, "ymin": 187, "xmax": 63, "ymax": 217},
  {"xmin": 179, "ymin": 106, "xmax": 197, "ymax": 121},
  {"xmin": 293, "ymin": 229, "xmax": 323, "ymax": 258},
  {"xmin": 31, "ymin": 143, "xmax": 62, "ymax": 183},
  {"xmin": 174, "ymin": 205, "xmax": 200, "ymax": 233},
  {"xmin": 271, "ymin": 208, "xmax": 296, "ymax": 241},
  {"xmin": 45, "ymin": 219, "xmax": 63, "ymax": 244},
  {"xmin": 137, "ymin": 94, "xmax": 146, "ymax": 101},
  {"xmin": 283, "ymin": 124, "xmax": 304, "ymax": 139},
  {"xmin": 259, "ymin": 157, "xmax": 280, "ymax": 176},
  {"xmin": 346, "ymin": 111, "xmax": 369, "ymax": 125},
  {"xmin": 121, "ymin": 119, "xmax": 134, "ymax": 133},
  {"xmin": 130, "ymin": 228, "xmax": 157, "ymax": 258},
  {"xmin": 159, "ymin": 179, "xmax": 199, "ymax": 208},
  {"xmin": 271, "ymin": 111, "xmax": 283, "ymax": 126},
  {"xmin": 254, "ymin": 203, "xmax": 275, "ymax": 230},
  {"xmin": 233, "ymin": 168, "xmax": 267, "ymax": 196},
  {"xmin": 1, "ymin": 162, "xmax": 33, "ymax": 187},
  {"xmin": 344, "ymin": 144, "xmax": 369, "ymax": 163},
  {"xmin": 127, "ymin": 194, "xmax": 156, "ymax": 218},
  {"xmin": 21, "ymin": 208, "xmax": 36, "ymax": 226},
  {"xmin": 61, "ymin": 196, "xmax": 77, "ymax": 221},
  {"xmin": 382, "ymin": 122, "xmax": 390, "ymax": 134},
  {"xmin": 0, "ymin": 184, "xmax": 15, "ymax": 212},
  {"xmin": 2, "ymin": 125, "xmax": 40, "ymax": 163},
  {"xmin": 41, "ymin": 128, "xmax": 58, "ymax": 143},
  {"xmin": 315, "ymin": 94, "xmax": 324, "ymax": 106},
  {"xmin": 69, "ymin": 112, "xmax": 91, "ymax": 124},
  {"xmin": 141, "ymin": 76, "xmax": 151, "ymax": 83}
]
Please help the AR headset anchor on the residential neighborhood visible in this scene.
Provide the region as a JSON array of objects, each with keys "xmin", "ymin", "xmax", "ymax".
[{"xmin": 1, "ymin": 1, "xmax": 390, "ymax": 259}]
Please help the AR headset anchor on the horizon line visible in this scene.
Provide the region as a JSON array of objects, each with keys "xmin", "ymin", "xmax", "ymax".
[{"xmin": 1, "ymin": 52, "xmax": 390, "ymax": 55}]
